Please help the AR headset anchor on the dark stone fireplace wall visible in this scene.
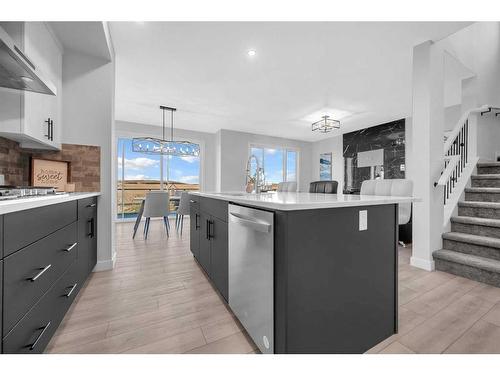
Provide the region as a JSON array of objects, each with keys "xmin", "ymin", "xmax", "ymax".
[{"xmin": 342, "ymin": 119, "xmax": 406, "ymax": 193}]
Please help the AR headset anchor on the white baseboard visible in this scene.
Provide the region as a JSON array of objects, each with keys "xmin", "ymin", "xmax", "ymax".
[
  {"xmin": 410, "ymin": 256, "xmax": 435, "ymax": 271},
  {"xmin": 93, "ymin": 253, "xmax": 117, "ymax": 272}
]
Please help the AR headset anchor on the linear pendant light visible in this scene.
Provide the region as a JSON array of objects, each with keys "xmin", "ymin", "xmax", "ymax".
[{"xmin": 132, "ymin": 105, "xmax": 200, "ymax": 156}]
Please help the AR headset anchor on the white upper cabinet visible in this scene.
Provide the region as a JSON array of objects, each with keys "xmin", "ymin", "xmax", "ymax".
[{"xmin": 0, "ymin": 22, "xmax": 62, "ymax": 150}]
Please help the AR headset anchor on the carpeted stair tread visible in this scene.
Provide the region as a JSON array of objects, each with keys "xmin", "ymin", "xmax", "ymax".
[
  {"xmin": 451, "ymin": 215, "xmax": 500, "ymax": 228},
  {"xmin": 465, "ymin": 187, "xmax": 500, "ymax": 194},
  {"xmin": 442, "ymin": 231, "xmax": 500, "ymax": 249},
  {"xmin": 433, "ymin": 249, "xmax": 500, "ymax": 274},
  {"xmin": 472, "ymin": 174, "xmax": 500, "ymax": 179},
  {"xmin": 458, "ymin": 201, "xmax": 500, "ymax": 208},
  {"xmin": 477, "ymin": 162, "xmax": 500, "ymax": 167}
]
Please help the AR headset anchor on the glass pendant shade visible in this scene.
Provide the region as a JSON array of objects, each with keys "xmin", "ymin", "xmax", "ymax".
[
  {"xmin": 132, "ymin": 105, "xmax": 200, "ymax": 156},
  {"xmin": 132, "ymin": 138, "xmax": 200, "ymax": 156}
]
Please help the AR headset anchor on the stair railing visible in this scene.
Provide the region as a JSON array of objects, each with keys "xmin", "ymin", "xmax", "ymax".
[{"xmin": 435, "ymin": 105, "xmax": 491, "ymax": 205}]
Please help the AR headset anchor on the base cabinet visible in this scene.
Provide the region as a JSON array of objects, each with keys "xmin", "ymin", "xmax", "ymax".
[
  {"xmin": 1, "ymin": 197, "xmax": 98, "ymax": 354},
  {"xmin": 189, "ymin": 197, "xmax": 201, "ymax": 260},
  {"xmin": 77, "ymin": 197, "xmax": 98, "ymax": 280},
  {"xmin": 209, "ymin": 217, "xmax": 228, "ymax": 301},
  {"xmin": 189, "ymin": 195, "xmax": 228, "ymax": 302},
  {"xmin": 198, "ymin": 212, "xmax": 212, "ymax": 274}
]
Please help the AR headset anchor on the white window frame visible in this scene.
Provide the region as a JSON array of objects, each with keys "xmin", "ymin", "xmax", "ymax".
[{"xmin": 248, "ymin": 143, "xmax": 300, "ymax": 190}]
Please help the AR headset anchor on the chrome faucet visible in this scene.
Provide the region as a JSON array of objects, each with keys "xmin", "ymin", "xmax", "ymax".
[{"xmin": 246, "ymin": 155, "xmax": 264, "ymax": 193}]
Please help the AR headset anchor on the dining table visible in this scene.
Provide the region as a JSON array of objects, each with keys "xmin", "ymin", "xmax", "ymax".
[{"xmin": 132, "ymin": 195, "xmax": 181, "ymax": 239}]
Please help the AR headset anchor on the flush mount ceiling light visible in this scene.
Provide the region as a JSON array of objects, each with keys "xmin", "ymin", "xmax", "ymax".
[
  {"xmin": 311, "ymin": 115, "xmax": 341, "ymax": 134},
  {"xmin": 132, "ymin": 106, "xmax": 200, "ymax": 156},
  {"xmin": 247, "ymin": 49, "xmax": 256, "ymax": 57}
]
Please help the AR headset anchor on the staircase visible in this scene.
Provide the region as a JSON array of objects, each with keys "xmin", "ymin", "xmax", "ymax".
[{"xmin": 434, "ymin": 162, "xmax": 500, "ymax": 287}]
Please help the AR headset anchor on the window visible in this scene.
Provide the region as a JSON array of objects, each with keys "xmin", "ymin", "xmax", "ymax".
[
  {"xmin": 249, "ymin": 145, "xmax": 298, "ymax": 190},
  {"xmin": 117, "ymin": 137, "xmax": 201, "ymax": 220}
]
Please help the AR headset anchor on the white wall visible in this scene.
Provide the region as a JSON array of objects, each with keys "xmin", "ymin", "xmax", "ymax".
[
  {"xmin": 311, "ymin": 135, "xmax": 344, "ymax": 190},
  {"xmin": 115, "ymin": 120, "xmax": 217, "ymax": 192},
  {"xmin": 477, "ymin": 114, "xmax": 500, "ymax": 161},
  {"xmin": 62, "ymin": 50, "xmax": 116, "ymax": 271},
  {"xmin": 438, "ymin": 22, "xmax": 500, "ymax": 108},
  {"xmin": 440, "ymin": 23, "xmax": 500, "ymax": 161},
  {"xmin": 218, "ymin": 129, "xmax": 312, "ymax": 192}
]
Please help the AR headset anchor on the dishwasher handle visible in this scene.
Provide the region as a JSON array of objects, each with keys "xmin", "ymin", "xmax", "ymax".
[{"xmin": 229, "ymin": 212, "xmax": 271, "ymax": 233}]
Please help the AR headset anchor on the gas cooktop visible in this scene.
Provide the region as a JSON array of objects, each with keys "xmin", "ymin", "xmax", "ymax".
[{"xmin": 0, "ymin": 186, "xmax": 59, "ymax": 201}]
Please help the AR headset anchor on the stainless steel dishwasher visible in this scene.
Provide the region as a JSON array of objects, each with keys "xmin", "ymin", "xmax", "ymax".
[{"xmin": 228, "ymin": 204, "xmax": 274, "ymax": 354}]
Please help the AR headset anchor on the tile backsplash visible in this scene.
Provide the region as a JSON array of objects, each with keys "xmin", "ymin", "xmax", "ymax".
[{"xmin": 0, "ymin": 137, "xmax": 100, "ymax": 192}]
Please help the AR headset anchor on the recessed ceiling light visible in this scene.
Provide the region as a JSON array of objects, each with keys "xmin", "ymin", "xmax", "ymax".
[{"xmin": 247, "ymin": 49, "xmax": 256, "ymax": 57}]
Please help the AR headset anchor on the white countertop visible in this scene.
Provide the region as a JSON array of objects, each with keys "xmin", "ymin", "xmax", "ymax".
[
  {"xmin": 191, "ymin": 191, "xmax": 415, "ymax": 211},
  {"xmin": 0, "ymin": 192, "xmax": 101, "ymax": 215}
]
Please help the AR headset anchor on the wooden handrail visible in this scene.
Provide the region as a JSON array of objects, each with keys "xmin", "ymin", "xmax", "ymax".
[
  {"xmin": 434, "ymin": 155, "xmax": 461, "ymax": 187},
  {"xmin": 443, "ymin": 105, "xmax": 489, "ymax": 153}
]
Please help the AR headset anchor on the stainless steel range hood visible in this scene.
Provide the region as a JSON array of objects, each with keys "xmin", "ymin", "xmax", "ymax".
[{"xmin": 0, "ymin": 25, "xmax": 56, "ymax": 95}]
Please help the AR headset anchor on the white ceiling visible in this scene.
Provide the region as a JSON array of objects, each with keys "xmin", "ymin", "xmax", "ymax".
[{"xmin": 110, "ymin": 22, "xmax": 471, "ymax": 141}]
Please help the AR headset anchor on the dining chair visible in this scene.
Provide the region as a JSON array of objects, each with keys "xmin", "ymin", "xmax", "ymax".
[
  {"xmin": 309, "ymin": 180, "xmax": 338, "ymax": 194},
  {"xmin": 360, "ymin": 178, "xmax": 413, "ymax": 246},
  {"xmin": 142, "ymin": 191, "xmax": 170, "ymax": 239},
  {"xmin": 175, "ymin": 191, "xmax": 190, "ymax": 235}
]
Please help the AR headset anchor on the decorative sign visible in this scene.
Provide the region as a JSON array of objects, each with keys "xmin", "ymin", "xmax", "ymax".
[
  {"xmin": 31, "ymin": 158, "xmax": 69, "ymax": 191},
  {"xmin": 319, "ymin": 152, "xmax": 332, "ymax": 181}
]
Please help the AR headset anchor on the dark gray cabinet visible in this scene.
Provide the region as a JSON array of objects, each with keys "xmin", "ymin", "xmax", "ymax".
[
  {"xmin": 3, "ymin": 201, "xmax": 77, "ymax": 257},
  {"xmin": 77, "ymin": 197, "xmax": 98, "ymax": 280},
  {"xmin": 199, "ymin": 212, "xmax": 211, "ymax": 273},
  {"xmin": 209, "ymin": 217, "xmax": 228, "ymax": 301},
  {"xmin": 3, "ymin": 261, "xmax": 80, "ymax": 354},
  {"xmin": 1, "ymin": 197, "xmax": 98, "ymax": 354},
  {"xmin": 3, "ymin": 222, "xmax": 77, "ymax": 333},
  {"xmin": 189, "ymin": 195, "xmax": 229, "ymax": 302},
  {"xmin": 189, "ymin": 197, "xmax": 200, "ymax": 260},
  {"xmin": 188, "ymin": 195, "xmax": 398, "ymax": 354}
]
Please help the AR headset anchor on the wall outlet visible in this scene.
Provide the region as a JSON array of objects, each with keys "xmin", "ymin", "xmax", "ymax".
[{"xmin": 359, "ymin": 210, "xmax": 368, "ymax": 231}]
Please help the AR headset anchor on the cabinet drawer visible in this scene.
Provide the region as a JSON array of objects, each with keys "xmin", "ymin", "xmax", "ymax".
[
  {"xmin": 2, "ymin": 261, "xmax": 80, "ymax": 354},
  {"xmin": 78, "ymin": 197, "xmax": 97, "ymax": 219},
  {"xmin": 3, "ymin": 222, "xmax": 78, "ymax": 334},
  {"xmin": 4, "ymin": 201, "xmax": 77, "ymax": 257},
  {"xmin": 200, "ymin": 197, "xmax": 228, "ymax": 222}
]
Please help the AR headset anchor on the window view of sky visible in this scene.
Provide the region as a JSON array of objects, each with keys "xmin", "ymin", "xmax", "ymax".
[
  {"xmin": 117, "ymin": 138, "xmax": 200, "ymax": 184},
  {"xmin": 250, "ymin": 146, "xmax": 297, "ymax": 184}
]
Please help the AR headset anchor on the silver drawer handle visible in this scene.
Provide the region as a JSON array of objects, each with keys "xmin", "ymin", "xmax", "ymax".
[
  {"xmin": 190, "ymin": 200, "xmax": 195, "ymax": 203},
  {"xmin": 86, "ymin": 203, "xmax": 97, "ymax": 208},
  {"xmin": 29, "ymin": 321, "xmax": 51, "ymax": 351},
  {"xmin": 65, "ymin": 283, "xmax": 78, "ymax": 298},
  {"xmin": 64, "ymin": 242, "xmax": 77, "ymax": 252},
  {"xmin": 29, "ymin": 264, "xmax": 52, "ymax": 282}
]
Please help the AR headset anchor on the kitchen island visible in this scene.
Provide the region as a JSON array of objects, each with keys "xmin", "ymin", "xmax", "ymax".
[{"xmin": 189, "ymin": 191, "xmax": 414, "ymax": 354}]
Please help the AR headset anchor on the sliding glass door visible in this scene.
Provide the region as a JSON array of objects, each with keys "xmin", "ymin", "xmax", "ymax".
[{"xmin": 117, "ymin": 137, "xmax": 201, "ymax": 220}]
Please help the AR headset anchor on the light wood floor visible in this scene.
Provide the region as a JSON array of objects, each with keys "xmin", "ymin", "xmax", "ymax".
[{"xmin": 46, "ymin": 218, "xmax": 500, "ymax": 354}]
